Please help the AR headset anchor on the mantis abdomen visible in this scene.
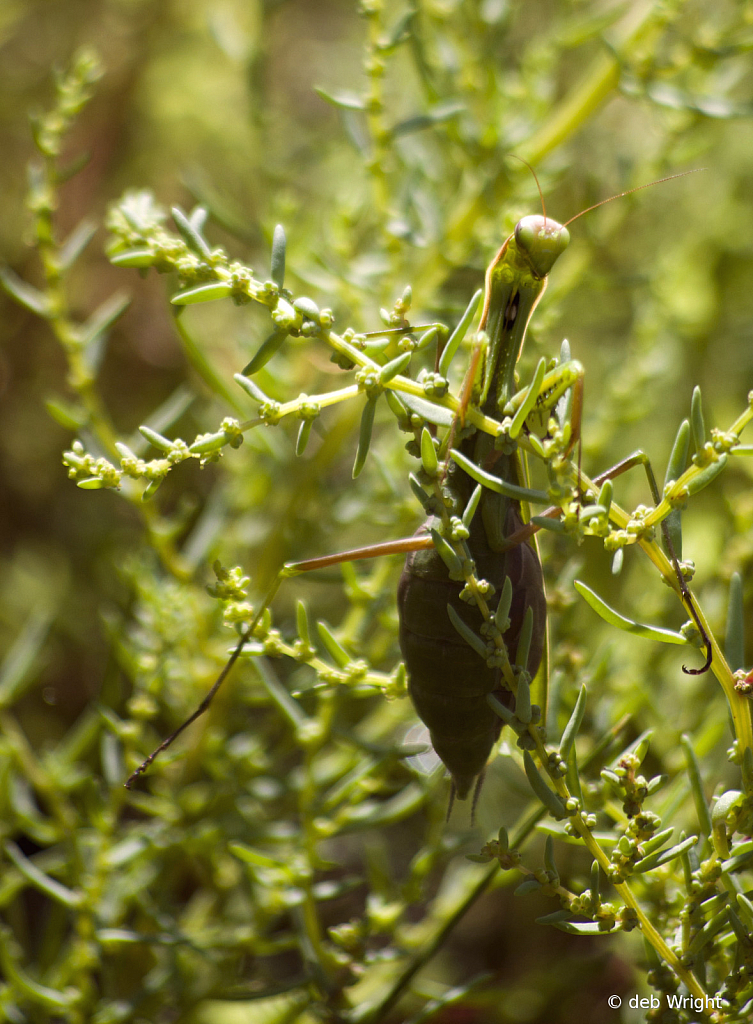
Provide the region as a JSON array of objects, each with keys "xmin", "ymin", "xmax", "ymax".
[{"xmin": 397, "ymin": 446, "xmax": 546, "ymax": 803}]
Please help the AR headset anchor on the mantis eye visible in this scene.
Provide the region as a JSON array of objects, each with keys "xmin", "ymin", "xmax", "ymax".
[{"xmin": 514, "ymin": 218, "xmax": 536, "ymax": 253}]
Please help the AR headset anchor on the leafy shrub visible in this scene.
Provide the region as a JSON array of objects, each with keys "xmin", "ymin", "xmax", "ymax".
[{"xmin": 2, "ymin": 4, "xmax": 753, "ymax": 1022}]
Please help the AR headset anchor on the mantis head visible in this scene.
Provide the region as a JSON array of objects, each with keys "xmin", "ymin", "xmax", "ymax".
[{"xmin": 514, "ymin": 215, "xmax": 570, "ymax": 279}]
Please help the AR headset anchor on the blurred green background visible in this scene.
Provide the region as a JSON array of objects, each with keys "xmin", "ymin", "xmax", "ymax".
[{"xmin": 2, "ymin": 1, "xmax": 753, "ymax": 1022}]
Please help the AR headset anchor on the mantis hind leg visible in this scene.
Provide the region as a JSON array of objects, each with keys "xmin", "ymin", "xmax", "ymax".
[
  {"xmin": 501, "ymin": 447, "xmax": 713, "ymax": 675},
  {"xmin": 486, "ymin": 335, "xmax": 711, "ymax": 675},
  {"xmin": 126, "ymin": 533, "xmax": 436, "ymax": 788},
  {"xmin": 588, "ymin": 451, "xmax": 712, "ymax": 674}
]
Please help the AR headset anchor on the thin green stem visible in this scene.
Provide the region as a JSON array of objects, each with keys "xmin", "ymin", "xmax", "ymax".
[{"xmin": 526, "ymin": 727, "xmax": 711, "ymax": 1007}]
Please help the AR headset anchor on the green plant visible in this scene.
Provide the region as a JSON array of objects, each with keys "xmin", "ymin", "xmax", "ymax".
[{"xmin": 3, "ymin": 3, "xmax": 753, "ymax": 1022}]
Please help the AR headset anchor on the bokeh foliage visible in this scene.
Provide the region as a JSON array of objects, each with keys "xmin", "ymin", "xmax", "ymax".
[{"xmin": 2, "ymin": 1, "xmax": 753, "ymax": 1022}]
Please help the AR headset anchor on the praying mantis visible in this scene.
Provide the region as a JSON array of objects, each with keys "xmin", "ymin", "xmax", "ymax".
[{"xmin": 125, "ymin": 169, "xmax": 712, "ymax": 811}]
